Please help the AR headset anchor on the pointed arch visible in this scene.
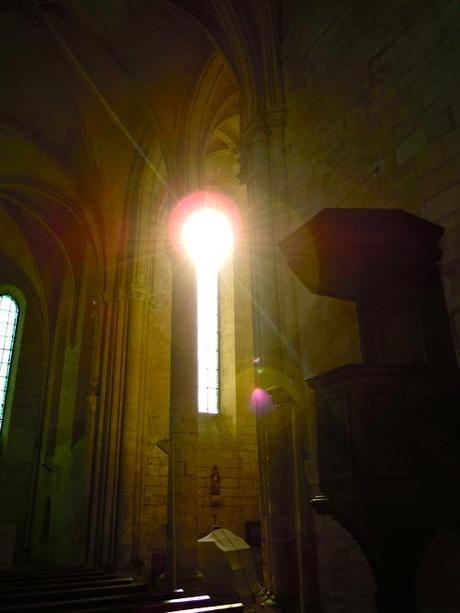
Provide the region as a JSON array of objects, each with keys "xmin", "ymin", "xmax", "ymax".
[{"xmin": 0, "ymin": 287, "xmax": 26, "ymax": 434}]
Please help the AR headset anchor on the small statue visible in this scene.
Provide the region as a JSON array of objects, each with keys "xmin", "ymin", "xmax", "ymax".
[{"xmin": 210, "ymin": 465, "xmax": 220, "ymax": 495}]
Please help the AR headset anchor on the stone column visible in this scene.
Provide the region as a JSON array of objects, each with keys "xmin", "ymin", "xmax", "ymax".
[
  {"xmin": 163, "ymin": 252, "xmax": 200, "ymax": 589},
  {"xmin": 241, "ymin": 114, "xmax": 320, "ymax": 610},
  {"xmin": 89, "ymin": 289, "xmax": 129, "ymax": 566},
  {"xmin": 242, "ymin": 117, "xmax": 283, "ymax": 387},
  {"xmin": 85, "ymin": 149, "xmax": 158, "ymax": 570},
  {"xmin": 260, "ymin": 386, "xmax": 301, "ymax": 609},
  {"xmin": 116, "ymin": 287, "xmax": 151, "ymax": 569},
  {"xmin": 83, "ymin": 293, "xmax": 102, "ymax": 566},
  {"xmin": 85, "ymin": 284, "xmax": 151, "ymax": 570},
  {"xmin": 242, "ymin": 117, "xmax": 295, "ymax": 603}
]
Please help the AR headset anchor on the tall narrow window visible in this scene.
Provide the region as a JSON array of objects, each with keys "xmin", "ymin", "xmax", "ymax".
[
  {"xmin": 0, "ymin": 295, "xmax": 19, "ymax": 430},
  {"xmin": 196, "ymin": 266, "xmax": 219, "ymax": 413},
  {"xmin": 181, "ymin": 205, "xmax": 234, "ymax": 414}
]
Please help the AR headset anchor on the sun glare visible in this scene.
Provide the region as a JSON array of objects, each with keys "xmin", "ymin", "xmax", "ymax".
[{"xmin": 181, "ymin": 207, "xmax": 234, "ymax": 270}]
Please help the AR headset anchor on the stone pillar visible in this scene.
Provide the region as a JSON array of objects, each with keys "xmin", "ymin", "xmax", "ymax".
[
  {"xmin": 85, "ymin": 153, "xmax": 158, "ymax": 570},
  {"xmin": 265, "ymin": 112, "xmax": 303, "ymax": 375},
  {"xmin": 116, "ymin": 287, "xmax": 151, "ymax": 568},
  {"xmin": 242, "ymin": 117, "xmax": 283, "ymax": 387},
  {"xmin": 90, "ymin": 289, "xmax": 129, "ymax": 566},
  {"xmin": 242, "ymin": 117, "xmax": 298, "ymax": 606},
  {"xmin": 241, "ymin": 113, "xmax": 320, "ymax": 610},
  {"xmin": 260, "ymin": 386, "xmax": 302, "ymax": 609},
  {"xmin": 85, "ymin": 284, "xmax": 151, "ymax": 570},
  {"xmin": 242, "ymin": 117, "xmax": 278, "ymax": 594},
  {"xmin": 163, "ymin": 252, "xmax": 200, "ymax": 589}
]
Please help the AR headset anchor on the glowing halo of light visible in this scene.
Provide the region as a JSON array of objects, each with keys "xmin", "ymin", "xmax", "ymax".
[
  {"xmin": 250, "ymin": 387, "xmax": 273, "ymax": 415},
  {"xmin": 168, "ymin": 190, "xmax": 241, "ymax": 260},
  {"xmin": 181, "ymin": 207, "xmax": 233, "ymax": 269},
  {"xmin": 169, "ymin": 191, "xmax": 239, "ymax": 414}
]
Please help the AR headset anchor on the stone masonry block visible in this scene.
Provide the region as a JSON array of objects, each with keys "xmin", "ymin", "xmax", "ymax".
[
  {"xmin": 440, "ymin": 124, "xmax": 460, "ymax": 159},
  {"xmin": 238, "ymin": 478, "xmax": 253, "ymax": 489},
  {"xmin": 417, "ymin": 142, "xmax": 443, "ymax": 175},
  {"xmin": 424, "ymin": 181, "xmax": 460, "ymax": 222},
  {"xmin": 421, "ymin": 153, "xmax": 460, "ymax": 197},
  {"xmin": 429, "ymin": 39, "xmax": 454, "ymax": 68},
  {"xmin": 423, "ymin": 74, "xmax": 455, "ymax": 109},
  {"xmin": 223, "ymin": 467, "xmax": 239, "ymax": 478},
  {"xmin": 146, "ymin": 456, "xmax": 161, "ymax": 466},
  {"xmin": 222, "ymin": 478, "xmax": 238, "ymax": 489},
  {"xmin": 396, "ymin": 129, "xmax": 427, "ymax": 165},
  {"xmin": 452, "ymin": 97, "xmax": 460, "ymax": 125},
  {"xmin": 404, "ymin": 55, "xmax": 450, "ymax": 96},
  {"xmin": 425, "ymin": 109, "xmax": 454, "ymax": 142}
]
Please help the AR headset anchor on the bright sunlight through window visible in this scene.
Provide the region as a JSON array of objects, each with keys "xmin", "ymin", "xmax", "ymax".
[
  {"xmin": 181, "ymin": 207, "xmax": 234, "ymax": 414},
  {"xmin": 0, "ymin": 295, "xmax": 19, "ymax": 430}
]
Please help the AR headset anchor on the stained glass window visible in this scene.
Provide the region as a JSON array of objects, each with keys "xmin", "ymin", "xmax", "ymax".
[{"xmin": 0, "ymin": 295, "xmax": 19, "ymax": 430}]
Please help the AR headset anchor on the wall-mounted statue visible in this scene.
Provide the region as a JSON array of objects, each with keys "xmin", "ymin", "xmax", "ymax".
[
  {"xmin": 209, "ymin": 465, "xmax": 223, "ymax": 507},
  {"xmin": 210, "ymin": 465, "xmax": 221, "ymax": 495}
]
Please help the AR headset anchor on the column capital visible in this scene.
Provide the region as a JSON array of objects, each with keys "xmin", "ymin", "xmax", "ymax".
[
  {"xmin": 128, "ymin": 285, "xmax": 155, "ymax": 306},
  {"xmin": 95, "ymin": 285, "xmax": 155, "ymax": 306},
  {"xmin": 241, "ymin": 109, "xmax": 286, "ymax": 147},
  {"xmin": 265, "ymin": 109, "xmax": 286, "ymax": 129},
  {"xmin": 239, "ymin": 109, "xmax": 286, "ymax": 184},
  {"xmin": 266, "ymin": 384, "xmax": 295, "ymax": 408},
  {"xmin": 241, "ymin": 114, "xmax": 269, "ymax": 149},
  {"xmin": 95, "ymin": 287, "xmax": 126, "ymax": 304}
]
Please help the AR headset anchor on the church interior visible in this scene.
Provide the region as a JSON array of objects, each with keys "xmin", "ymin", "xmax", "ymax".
[{"xmin": 0, "ymin": 1, "xmax": 459, "ymax": 611}]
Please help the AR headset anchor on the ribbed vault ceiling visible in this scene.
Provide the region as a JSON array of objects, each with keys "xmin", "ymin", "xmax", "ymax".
[{"xmin": 0, "ymin": 0, "xmax": 243, "ymax": 281}]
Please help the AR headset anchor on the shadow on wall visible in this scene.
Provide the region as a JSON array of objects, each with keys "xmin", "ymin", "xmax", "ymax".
[
  {"xmin": 417, "ymin": 530, "xmax": 460, "ymax": 613},
  {"xmin": 314, "ymin": 514, "xmax": 376, "ymax": 613},
  {"xmin": 314, "ymin": 518, "xmax": 460, "ymax": 613}
]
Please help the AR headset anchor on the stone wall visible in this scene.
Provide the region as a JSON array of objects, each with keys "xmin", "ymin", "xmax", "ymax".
[
  {"xmin": 195, "ymin": 148, "xmax": 260, "ymax": 545},
  {"xmin": 197, "ymin": 413, "xmax": 258, "ymax": 539},
  {"xmin": 140, "ymin": 205, "xmax": 259, "ymax": 576},
  {"xmin": 32, "ymin": 250, "xmax": 97, "ymax": 566},
  {"xmin": 197, "ymin": 251, "xmax": 259, "ymax": 540},
  {"xmin": 282, "ymin": 0, "xmax": 460, "ymax": 366},
  {"xmin": 0, "ymin": 208, "xmax": 51, "ymax": 564}
]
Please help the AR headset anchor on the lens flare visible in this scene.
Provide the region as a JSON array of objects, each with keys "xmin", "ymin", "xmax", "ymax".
[
  {"xmin": 181, "ymin": 207, "xmax": 233, "ymax": 269},
  {"xmin": 250, "ymin": 388, "xmax": 273, "ymax": 415},
  {"xmin": 171, "ymin": 192, "xmax": 237, "ymax": 414},
  {"xmin": 168, "ymin": 191, "xmax": 238, "ymax": 414},
  {"xmin": 168, "ymin": 190, "xmax": 240, "ymax": 260}
]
